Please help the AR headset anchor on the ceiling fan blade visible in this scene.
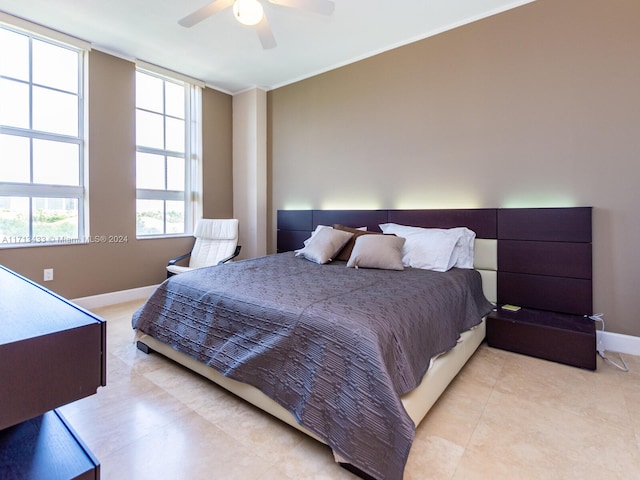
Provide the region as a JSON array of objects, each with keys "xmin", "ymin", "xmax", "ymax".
[
  {"xmin": 255, "ymin": 14, "xmax": 277, "ymax": 49},
  {"xmin": 268, "ymin": 0, "xmax": 335, "ymax": 16},
  {"xmin": 178, "ymin": 0, "xmax": 235, "ymax": 27}
]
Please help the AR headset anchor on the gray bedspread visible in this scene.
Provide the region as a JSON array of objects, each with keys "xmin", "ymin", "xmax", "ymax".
[{"xmin": 132, "ymin": 252, "xmax": 492, "ymax": 480}]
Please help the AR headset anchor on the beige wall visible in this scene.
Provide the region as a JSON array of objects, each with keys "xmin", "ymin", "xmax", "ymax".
[
  {"xmin": 0, "ymin": 50, "xmax": 233, "ymax": 298},
  {"xmin": 203, "ymin": 87, "xmax": 233, "ymax": 219},
  {"xmin": 268, "ymin": 0, "xmax": 640, "ymax": 336}
]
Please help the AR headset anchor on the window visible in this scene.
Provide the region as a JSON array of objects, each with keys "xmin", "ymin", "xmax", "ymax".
[
  {"xmin": 135, "ymin": 69, "xmax": 201, "ymax": 237},
  {"xmin": 0, "ymin": 23, "xmax": 86, "ymax": 246}
]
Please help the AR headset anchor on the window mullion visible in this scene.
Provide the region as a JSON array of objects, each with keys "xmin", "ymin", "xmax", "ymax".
[
  {"xmin": 137, "ymin": 145, "xmax": 183, "ymax": 158},
  {"xmin": 184, "ymin": 85, "xmax": 192, "ymax": 233},
  {"xmin": 163, "ymin": 199, "xmax": 167, "ymax": 235},
  {"xmin": 28, "ymin": 36, "xmax": 33, "ymax": 132},
  {"xmin": 136, "ymin": 188, "xmax": 183, "ymax": 202},
  {"xmin": 0, "ymin": 125, "xmax": 82, "ymax": 144},
  {"xmin": 0, "ymin": 183, "xmax": 83, "ymax": 197},
  {"xmin": 29, "ymin": 137, "xmax": 34, "ymax": 185},
  {"xmin": 28, "ymin": 197, "xmax": 33, "ymax": 240},
  {"xmin": 162, "ymin": 80, "xmax": 168, "ymax": 236}
]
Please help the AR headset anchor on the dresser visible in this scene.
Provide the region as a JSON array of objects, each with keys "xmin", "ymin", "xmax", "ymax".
[{"xmin": 0, "ymin": 265, "xmax": 106, "ymax": 479}]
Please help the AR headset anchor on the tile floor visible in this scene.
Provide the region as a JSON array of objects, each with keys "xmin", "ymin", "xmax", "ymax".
[{"xmin": 60, "ymin": 300, "xmax": 640, "ymax": 479}]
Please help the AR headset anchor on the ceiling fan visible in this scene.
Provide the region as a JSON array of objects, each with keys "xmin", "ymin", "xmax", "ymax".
[{"xmin": 178, "ymin": 0, "xmax": 335, "ymax": 50}]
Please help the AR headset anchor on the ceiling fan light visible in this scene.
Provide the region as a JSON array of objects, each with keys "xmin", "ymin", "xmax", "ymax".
[{"xmin": 233, "ymin": 0, "xmax": 264, "ymax": 26}]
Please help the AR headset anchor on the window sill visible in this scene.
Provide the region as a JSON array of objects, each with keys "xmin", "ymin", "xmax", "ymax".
[{"xmin": 136, "ymin": 234, "xmax": 193, "ymax": 241}]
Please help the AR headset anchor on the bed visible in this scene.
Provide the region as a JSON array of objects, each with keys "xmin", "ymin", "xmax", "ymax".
[{"xmin": 133, "ymin": 208, "xmax": 501, "ymax": 480}]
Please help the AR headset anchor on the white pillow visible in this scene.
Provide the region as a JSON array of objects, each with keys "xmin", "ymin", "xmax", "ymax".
[
  {"xmin": 379, "ymin": 223, "xmax": 476, "ymax": 271},
  {"xmin": 448, "ymin": 227, "xmax": 476, "ymax": 269},
  {"xmin": 346, "ymin": 234, "xmax": 405, "ymax": 270},
  {"xmin": 403, "ymin": 229, "xmax": 459, "ymax": 271},
  {"xmin": 295, "ymin": 227, "xmax": 354, "ymax": 264}
]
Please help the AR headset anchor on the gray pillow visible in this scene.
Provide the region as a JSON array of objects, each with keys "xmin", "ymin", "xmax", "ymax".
[
  {"xmin": 346, "ymin": 234, "xmax": 405, "ymax": 270},
  {"xmin": 295, "ymin": 227, "xmax": 354, "ymax": 264}
]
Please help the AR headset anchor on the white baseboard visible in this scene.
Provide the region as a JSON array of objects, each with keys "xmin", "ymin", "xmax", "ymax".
[
  {"xmin": 599, "ymin": 331, "xmax": 640, "ymax": 356},
  {"xmin": 72, "ymin": 284, "xmax": 159, "ymax": 310}
]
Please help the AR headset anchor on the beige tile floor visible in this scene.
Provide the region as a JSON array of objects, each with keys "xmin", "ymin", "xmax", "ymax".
[{"xmin": 60, "ymin": 300, "xmax": 640, "ymax": 479}]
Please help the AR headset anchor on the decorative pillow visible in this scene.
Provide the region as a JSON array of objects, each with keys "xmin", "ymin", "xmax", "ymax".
[
  {"xmin": 346, "ymin": 234, "xmax": 405, "ymax": 270},
  {"xmin": 295, "ymin": 227, "xmax": 354, "ymax": 264},
  {"xmin": 379, "ymin": 223, "xmax": 476, "ymax": 272},
  {"xmin": 332, "ymin": 224, "xmax": 378, "ymax": 261},
  {"xmin": 303, "ymin": 225, "xmax": 332, "ymax": 246}
]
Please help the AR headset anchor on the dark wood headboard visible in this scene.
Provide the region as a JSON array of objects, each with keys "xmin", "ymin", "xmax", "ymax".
[{"xmin": 277, "ymin": 207, "xmax": 593, "ymax": 316}]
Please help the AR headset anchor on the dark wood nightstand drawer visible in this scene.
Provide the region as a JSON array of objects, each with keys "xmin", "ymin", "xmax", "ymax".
[
  {"xmin": 0, "ymin": 266, "xmax": 106, "ymax": 431},
  {"xmin": 486, "ymin": 307, "xmax": 596, "ymax": 370}
]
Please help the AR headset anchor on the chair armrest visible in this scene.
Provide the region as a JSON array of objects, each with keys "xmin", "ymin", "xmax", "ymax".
[
  {"xmin": 217, "ymin": 245, "xmax": 241, "ymax": 265},
  {"xmin": 168, "ymin": 252, "xmax": 191, "ymax": 266}
]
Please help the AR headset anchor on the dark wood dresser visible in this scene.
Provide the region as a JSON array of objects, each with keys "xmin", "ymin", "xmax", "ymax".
[{"xmin": 0, "ymin": 265, "xmax": 106, "ymax": 478}]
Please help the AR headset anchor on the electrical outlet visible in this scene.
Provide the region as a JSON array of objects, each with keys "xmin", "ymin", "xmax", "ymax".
[{"xmin": 43, "ymin": 268, "xmax": 54, "ymax": 282}]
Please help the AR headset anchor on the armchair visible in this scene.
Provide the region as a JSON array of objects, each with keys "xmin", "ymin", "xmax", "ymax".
[{"xmin": 166, "ymin": 219, "xmax": 241, "ymax": 278}]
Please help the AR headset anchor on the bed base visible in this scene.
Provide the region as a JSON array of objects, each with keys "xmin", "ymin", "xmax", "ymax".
[{"xmin": 338, "ymin": 462, "xmax": 378, "ymax": 480}]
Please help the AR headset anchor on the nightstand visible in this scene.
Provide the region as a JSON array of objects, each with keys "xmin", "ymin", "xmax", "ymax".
[{"xmin": 486, "ymin": 306, "xmax": 596, "ymax": 370}]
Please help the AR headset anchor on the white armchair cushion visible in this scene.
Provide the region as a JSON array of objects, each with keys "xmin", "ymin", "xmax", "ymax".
[
  {"xmin": 166, "ymin": 264, "xmax": 194, "ymax": 275},
  {"xmin": 189, "ymin": 219, "xmax": 239, "ymax": 269},
  {"xmin": 194, "ymin": 219, "xmax": 238, "ymax": 240}
]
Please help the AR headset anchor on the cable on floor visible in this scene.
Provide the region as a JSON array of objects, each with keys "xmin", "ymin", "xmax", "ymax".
[{"xmin": 589, "ymin": 313, "xmax": 629, "ymax": 372}]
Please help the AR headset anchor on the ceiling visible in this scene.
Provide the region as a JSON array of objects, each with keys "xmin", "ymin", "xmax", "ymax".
[{"xmin": 0, "ymin": 0, "xmax": 534, "ymax": 94}]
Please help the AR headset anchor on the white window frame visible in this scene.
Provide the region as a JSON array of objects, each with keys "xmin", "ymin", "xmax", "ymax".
[
  {"xmin": 135, "ymin": 63, "xmax": 202, "ymax": 238},
  {"xmin": 0, "ymin": 17, "xmax": 89, "ymax": 247}
]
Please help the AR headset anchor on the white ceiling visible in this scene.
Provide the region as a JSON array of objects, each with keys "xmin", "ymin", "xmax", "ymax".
[{"xmin": 0, "ymin": 0, "xmax": 535, "ymax": 94}]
